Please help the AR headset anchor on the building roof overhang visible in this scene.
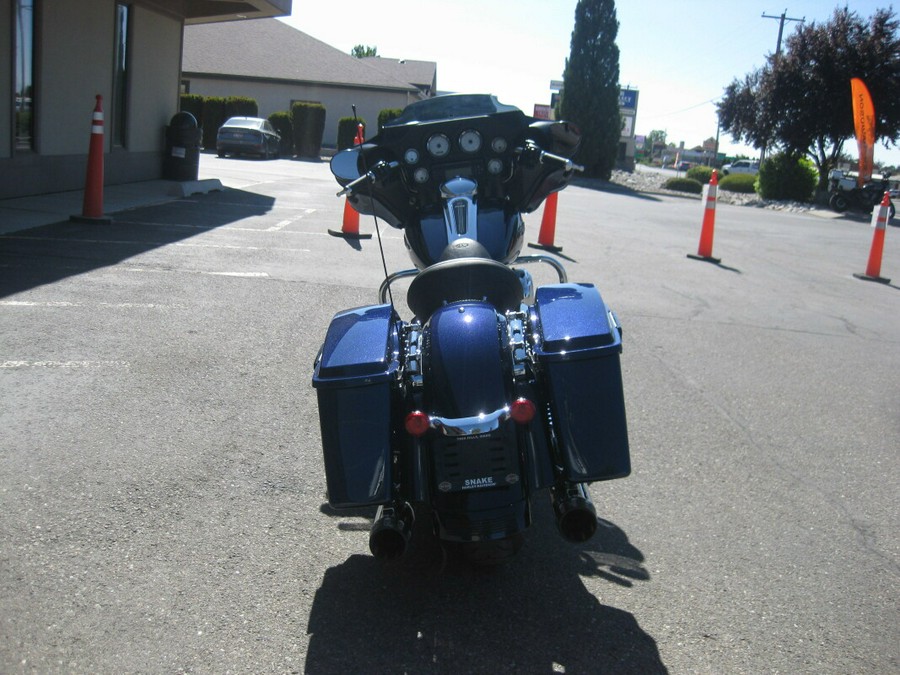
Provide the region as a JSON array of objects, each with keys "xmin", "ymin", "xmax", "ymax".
[{"xmin": 184, "ymin": 0, "xmax": 292, "ymax": 24}]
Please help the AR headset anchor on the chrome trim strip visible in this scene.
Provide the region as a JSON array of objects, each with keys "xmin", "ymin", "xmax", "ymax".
[
  {"xmin": 441, "ymin": 177, "xmax": 478, "ymax": 242},
  {"xmin": 430, "ymin": 406, "xmax": 511, "ymax": 437}
]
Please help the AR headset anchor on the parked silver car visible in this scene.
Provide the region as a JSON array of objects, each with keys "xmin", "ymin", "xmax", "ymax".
[
  {"xmin": 216, "ymin": 117, "xmax": 280, "ymax": 159},
  {"xmin": 721, "ymin": 159, "xmax": 759, "ymax": 176}
]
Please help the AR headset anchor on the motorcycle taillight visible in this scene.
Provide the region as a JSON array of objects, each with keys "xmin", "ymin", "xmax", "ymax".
[
  {"xmin": 404, "ymin": 411, "xmax": 431, "ymax": 436},
  {"xmin": 510, "ymin": 398, "xmax": 536, "ymax": 424}
]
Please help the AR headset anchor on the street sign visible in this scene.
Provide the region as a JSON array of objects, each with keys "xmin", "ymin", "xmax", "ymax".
[
  {"xmin": 619, "ymin": 89, "xmax": 638, "ymax": 111},
  {"xmin": 533, "ymin": 104, "xmax": 552, "ymax": 120}
]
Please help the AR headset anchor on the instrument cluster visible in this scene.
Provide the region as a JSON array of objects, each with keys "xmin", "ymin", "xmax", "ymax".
[{"xmin": 398, "ymin": 125, "xmax": 512, "ymax": 188}]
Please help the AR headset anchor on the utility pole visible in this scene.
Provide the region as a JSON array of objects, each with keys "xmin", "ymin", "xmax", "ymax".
[
  {"xmin": 762, "ymin": 10, "xmax": 805, "ymax": 58},
  {"xmin": 759, "ymin": 10, "xmax": 805, "ymax": 162}
]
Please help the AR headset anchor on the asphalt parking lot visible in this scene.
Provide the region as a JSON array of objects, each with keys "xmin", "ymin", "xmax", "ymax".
[{"xmin": 1, "ymin": 154, "xmax": 898, "ymax": 673}]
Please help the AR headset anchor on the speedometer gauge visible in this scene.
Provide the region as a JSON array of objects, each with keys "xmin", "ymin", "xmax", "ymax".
[
  {"xmin": 459, "ymin": 130, "xmax": 482, "ymax": 153},
  {"xmin": 404, "ymin": 148, "xmax": 420, "ymax": 164},
  {"xmin": 426, "ymin": 133, "xmax": 451, "ymax": 158},
  {"xmin": 491, "ymin": 137, "xmax": 508, "ymax": 153}
]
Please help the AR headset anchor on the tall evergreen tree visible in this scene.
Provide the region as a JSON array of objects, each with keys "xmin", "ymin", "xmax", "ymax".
[{"xmin": 559, "ymin": 0, "xmax": 621, "ymax": 179}]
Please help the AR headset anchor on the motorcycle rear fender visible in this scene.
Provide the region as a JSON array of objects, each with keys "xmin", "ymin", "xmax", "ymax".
[
  {"xmin": 422, "ymin": 301, "xmax": 532, "ymax": 541},
  {"xmin": 423, "ymin": 302, "xmax": 510, "ymax": 418}
]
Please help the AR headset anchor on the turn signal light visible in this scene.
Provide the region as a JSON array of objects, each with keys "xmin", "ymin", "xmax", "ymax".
[
  {"xmin": 404, "ymin": 410, "xmax": 431, "ymax": 436},
  {"xmin": 509, "ymin": 398, "xmax": 536, "ymax": 424}
]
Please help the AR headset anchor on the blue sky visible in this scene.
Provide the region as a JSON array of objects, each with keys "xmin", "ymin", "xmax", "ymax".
[{"xmin": 280, "ymin": 1, "xmax": 900, "ymax": 166}]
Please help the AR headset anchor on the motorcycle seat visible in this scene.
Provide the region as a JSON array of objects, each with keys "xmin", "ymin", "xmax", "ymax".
[{"xmin": 407, "ymin": 257, "xmax": 524, "ymax": 320}]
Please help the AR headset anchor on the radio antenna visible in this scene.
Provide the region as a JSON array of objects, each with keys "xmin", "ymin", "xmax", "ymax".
[{"xmin": 351, "ymin": 104, "xmax": 395, "ymax": 309}]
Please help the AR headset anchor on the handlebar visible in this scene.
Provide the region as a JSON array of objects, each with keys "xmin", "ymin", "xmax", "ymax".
[
  {"xmin": 518, "ymin": 141, "xmax": 584, "ymax": 174},
  {"xmin": 336, "ymin": 160, "xmax": 400, "ymax": 197}
]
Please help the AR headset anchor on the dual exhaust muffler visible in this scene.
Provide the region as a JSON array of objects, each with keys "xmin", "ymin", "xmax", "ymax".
[
  {"xmin": 552, "ymin": 482, "xmax": 598, "ymax": 543},
  {"xmin": 369, "ymin": 503, "xmax": 414, "ymax": 560},
  {"xmin": 367, "ymin": 483, "xmax": 598, "ymax": 560}
]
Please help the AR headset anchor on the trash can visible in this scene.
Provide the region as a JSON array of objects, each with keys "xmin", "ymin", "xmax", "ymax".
[{"xmin": 162, "ymin": 112, "xmax": 201, "ymax": 181}]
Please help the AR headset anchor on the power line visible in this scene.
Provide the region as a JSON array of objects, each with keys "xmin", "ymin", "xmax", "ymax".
[{"xmin": 643, "ymin": 96, "xmax": 720, "ymax": 121}]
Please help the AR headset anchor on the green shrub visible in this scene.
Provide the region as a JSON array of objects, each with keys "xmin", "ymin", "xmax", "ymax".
[
  {"xmin": 196, "ymin": 96, "xmax": 258, "ymax": 149},
  {"xmin": 337, "ymin": 117, "xmax": 367, "ymax": 150},
  {"xmin": 179, "ymin": 94, "xmax": 204, "ymax": 125},
  {"xmin": 268, "ymin": 111, "xmax": 293, "ymax": 155},
  {"xmin": 719, "ymin": 173, "xmax": 758, "ymax": 193},
  {"xmin": 686, "ymin": 165, "xmax": 716, "ymax": 184},
  {"xmin": 200, "ymin": 97, "xmax": 225, "ymax": 149},
  {"xmin": 757, "ymin": 153, "xmax": 818, "ymax": 202},
  {"xmin": 223, "ymin": 96, "xmax": 257, "ymax": 119},
  {"xmin": 664, "ymin": 177, "xmax": 703, "ymax": 194},
  {"xmin": 292, "ymin": 102, "xmax": 327, "ymax": 157},
  {"xmin": 378, "ymin": 108, "xmax": 403, "ymax": 131}
]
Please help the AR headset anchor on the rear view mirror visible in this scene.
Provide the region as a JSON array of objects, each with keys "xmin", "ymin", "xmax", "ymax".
[{"xmin": 330, "ymin": 148, "xmax": 362, "ymax": 183}]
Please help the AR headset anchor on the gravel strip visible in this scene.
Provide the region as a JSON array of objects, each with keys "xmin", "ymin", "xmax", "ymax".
[{"xmin": 609, "ymin": 169, "xmax": 822, "ymax": 213}]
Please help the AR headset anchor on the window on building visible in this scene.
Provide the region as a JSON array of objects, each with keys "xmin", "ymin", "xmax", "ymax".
[
  {"xmin": 112, "ymin": 3, "xmax": 130, "ymax": 147},
  {"xmin": 14, "ymin": 0, "xmax": 35, "ymax": 151}
]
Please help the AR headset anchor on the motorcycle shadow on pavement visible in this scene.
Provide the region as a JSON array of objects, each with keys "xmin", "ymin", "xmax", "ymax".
[{"xmin": 306, "ymin": 502, "xmax": 668, "ymax": 674}]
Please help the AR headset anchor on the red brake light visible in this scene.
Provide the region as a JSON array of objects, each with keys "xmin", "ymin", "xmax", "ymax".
[
  {"xmin": 509, "ymin": 398, "xmax": 536, "ymax": 424},
  {"xmin": 404, "ymin": 411, "xmax": 431, "ymax": 436}
]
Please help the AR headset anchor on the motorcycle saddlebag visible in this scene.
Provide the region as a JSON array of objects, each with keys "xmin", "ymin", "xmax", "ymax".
[
  {"xmin": 533, "ymin": 283, "xmax": 630, "ymax": 482},
  {"xmin": 312, "ymin": 304, "xmax": 399, "ymax": 508}
]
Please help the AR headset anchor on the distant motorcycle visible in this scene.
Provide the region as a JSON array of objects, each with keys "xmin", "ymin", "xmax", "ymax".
[{"xmin": 828, "ymin": 169, "xmax": 895, "ymax": 220}]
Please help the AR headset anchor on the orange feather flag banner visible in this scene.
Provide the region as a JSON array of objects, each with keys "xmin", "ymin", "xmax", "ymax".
[{"xmin": 850, "ymin": 77, "xmax": 875, "ymax": 186}]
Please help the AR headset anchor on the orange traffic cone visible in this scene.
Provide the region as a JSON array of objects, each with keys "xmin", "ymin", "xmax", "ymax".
[
  {"xmin": 528, "ymin": 191, "xmax": 563, "ymax": 252},
  {"xmin": 853, "ymin": 191, "xmax": 892, "ymax": 284},
  {"xmin": 329, "ymin": 123, "xmax": 372, "ymax": 239},
  {"xmin": 71, "ymin": 95, "xmax": 111, "ymax": 223},
  {"xmin": 687, "ymin": 170, "xmax": 721, "ymax": 263}
]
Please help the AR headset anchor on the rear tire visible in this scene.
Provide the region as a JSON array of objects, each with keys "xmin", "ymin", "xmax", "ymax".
[{"xmin": 830, "ymin": 193, "xmax": 849, "ymax": 212}]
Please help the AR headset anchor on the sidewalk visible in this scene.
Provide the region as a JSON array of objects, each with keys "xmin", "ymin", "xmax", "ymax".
[{"xmin": 0, "ymin": 178, "xmax": 223, "ymax": 235}]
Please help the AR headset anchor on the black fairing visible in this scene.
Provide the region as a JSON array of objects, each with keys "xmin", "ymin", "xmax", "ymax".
[{"xmin": 333, "ymin": 94, "xmax": 580, "ymax": 268}]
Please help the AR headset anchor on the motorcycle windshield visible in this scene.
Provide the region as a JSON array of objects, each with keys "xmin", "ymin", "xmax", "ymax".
[{"xmin": 385, "ymin": 94, "xmax": 522, "ymax": 126}]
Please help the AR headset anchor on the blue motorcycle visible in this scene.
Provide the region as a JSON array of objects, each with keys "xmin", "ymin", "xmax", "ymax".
[{"xmin": 312, "ymin": 94, "xmax": 630, "ymax": 564}]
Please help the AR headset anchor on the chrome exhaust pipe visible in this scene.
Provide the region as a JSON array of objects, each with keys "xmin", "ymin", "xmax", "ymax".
[
  {"xmin": 552, "ymin": 483, "xmax": 598, "ymax": 543},
  {"xmin": 369, "ymin": 503, "xmax": 414, "ymax": 560}
]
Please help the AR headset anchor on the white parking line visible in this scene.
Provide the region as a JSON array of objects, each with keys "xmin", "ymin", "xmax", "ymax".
[
  {"xmin": 1, "ymin": 300, "xmax": 180, "ymax": 309},
  {"xmin": 266, "ymin": 219, "xmax": 294, "ymax": 232},
  {"xmin": 204, "ymin": 272, "xmax": 270, "ymax": 278},
  {"xmin": 1, "ymin": 235, "xmax": 309, "ymax": 252},
  {"xmin": 1, "ymin": 360, "xmax": 131, "ymax": 369}
]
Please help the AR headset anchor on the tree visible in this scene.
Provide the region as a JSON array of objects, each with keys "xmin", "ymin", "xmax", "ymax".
[
  {"xmin": 717, "ymin": 7, "xmax": 900, "ymax": 191},
  {"xmin": 646, "ymin": 129, "xmax": 666, "ymax": 146},
  {"xmin": 558, "ymin": 0, "xmax": 621, "ymax": 179},
  {"xmin": 351, "ymin": 45, "xmax": 377, "ymax": 58}
]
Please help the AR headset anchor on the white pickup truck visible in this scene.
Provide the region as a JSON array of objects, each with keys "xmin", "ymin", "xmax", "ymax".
[{"xmin": 721, "ymin": 159, "xmax": 759, "ymax": 175}]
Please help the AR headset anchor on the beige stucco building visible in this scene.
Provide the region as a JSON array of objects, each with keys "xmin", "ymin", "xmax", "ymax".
[
  {"xmin": 181, "ymin": 20, "xmax": 435, "ymax": 148},
  {"xmin": 1, "ymin": 0, "xmax": 291, "ymax": 199}
]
